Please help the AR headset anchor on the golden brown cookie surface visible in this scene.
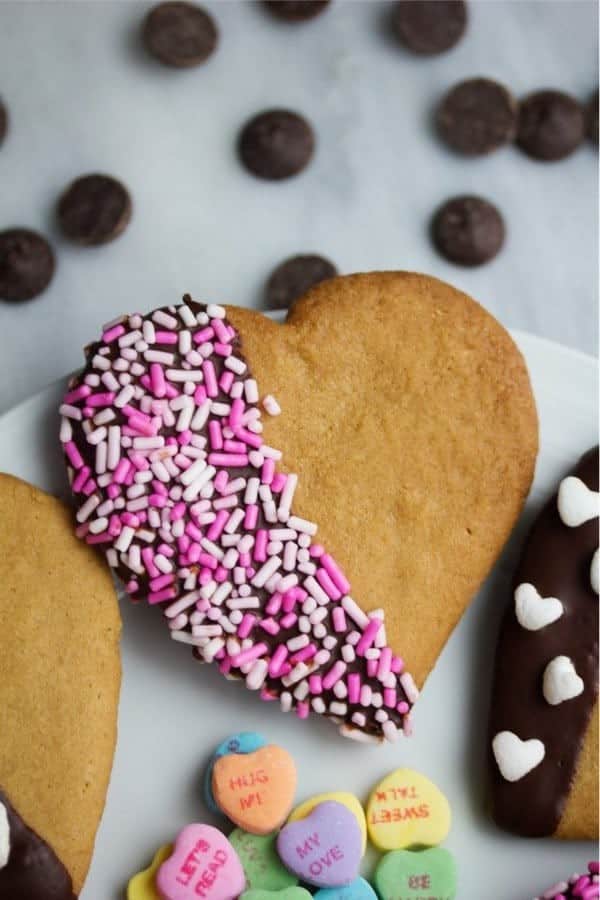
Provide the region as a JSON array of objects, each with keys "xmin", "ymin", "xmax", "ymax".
[
  {"xmin": 229, "ymin": 271, "xmax": 538, "ymax": 687},
  {"xmin": 0, "ymin": 474, "xmax": 121, "ymax": 893}
]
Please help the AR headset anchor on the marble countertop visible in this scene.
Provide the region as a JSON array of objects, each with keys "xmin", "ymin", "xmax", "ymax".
[{"xmin": 0, "ymin": 0, "xmax": 597, "ymax": 414}]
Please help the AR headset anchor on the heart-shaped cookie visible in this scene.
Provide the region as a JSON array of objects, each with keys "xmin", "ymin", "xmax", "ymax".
[
  {"xmin": 212, "ymin": 745, "xmax": 297, "ymax": 834},
  {"xmin": 276, "ymin": 801, "xmax": 362, "ymax": 887},
  {"xmin": 374, "ymin": 848, "xmax": 457, "ymax": 900},
  {"xmin": 157, "ymin": 825, "xmax": 245, "ymax": 900},
  {"xmin": 60, "ymin": 273, "xmax": 537, "ymax": 740},
  {"xmin": 0, "ymin": 474, "xmax": 121, "ymax": 895}
]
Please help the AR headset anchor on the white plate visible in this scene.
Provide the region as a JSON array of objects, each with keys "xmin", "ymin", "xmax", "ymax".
[{"xmin": 0, "ymin": 325, "xmax": 597, "ymax": 900}]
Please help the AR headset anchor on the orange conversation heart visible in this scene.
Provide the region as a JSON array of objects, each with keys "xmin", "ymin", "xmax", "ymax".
[{"xmin": 212, "ymin": 745, "xmax": 297, "ymax": 835}]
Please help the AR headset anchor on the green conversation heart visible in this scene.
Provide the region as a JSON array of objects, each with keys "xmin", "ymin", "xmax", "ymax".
[
  {"xmin": 241, "ymin": 890, "xmax": 313, "ymax": 900},
  {"xmin": 374, "ymin": 848, "xmax": 457, "ymax": 900},
  {"xmin": 230, "ymin": 829, "xmax": 299, "ymax": 891}
]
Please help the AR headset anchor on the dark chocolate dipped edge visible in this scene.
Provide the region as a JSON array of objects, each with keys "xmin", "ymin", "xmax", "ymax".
[
  {"xmin": 489, "ymin": 447, "xmax": 599, "ymax": 836},
  {"xmin": 0, "ymin": 788, "xmax": 77, "ymax": 899}
]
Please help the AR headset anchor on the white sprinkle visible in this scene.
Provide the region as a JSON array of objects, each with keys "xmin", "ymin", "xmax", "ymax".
[
  {"xmin": 167, "ymin": 369, "xmax": 204, "ymax": 382},
  {"xmin": 88, "ymin": 516, "xmax": 108, "ymax": 534},
  {"xmin": 298, "ymin": 562, "xmax": 317, "ymax": 577},
  {"xmin": 119, "ymin": 329, "xmax": 141, "ymax": 348},
  {"xmin": 342, "ymin": 644, "xmax": 356, "ymax": 664},
  {"xmin": 176, "ymin": 403, "xmax": 194, "ymax": 433},
  {"xmin": 113, "ymin": 359, "xmax": 129, "ymax": 372},
  {"xmin": 212, "ymin": 582, "xmax": 233, "ymax": 606},
  {"xmin": 246, "ymin": 659, "xmax": 268, "ymax": 690},
  {"xmin": 97, "ymin": 473, "xmax": 112, "ymax": 487},
  {"xmin": 94, "ymin": 407, "xmax": 116, "ymax": 426},
  {"xmin": 190, "ymin": 401, "xmax": 211, "ymax": 431},
  {"xmin": 262, "ymin": 395, "xmax": 281, "ymax": 416},
  {"xmin": 288, "ymin": 516, "xmax": 318, "ymax": 536},
  {"xmin": 252, "ymin": 555, "xmax": 281, "ymax": 588},
  {"xmin": 152, "ymin": 460, "xmax": 170, "ymax": 483},
  {"xmin": 192, "ymin": 624, "xmax": 223, "ymax": 638},
  {"xmin": 298, "ymin": 617, "xmax": 311, "ymax": 634},
  {"xmin": 183, "ymin": 466, "xmax": 216, "ymax": 501},
  {"xmin": 153, "ymin": 309, "xmax": 178, "ymax": 329},
  {"xmin": 383, "ymin": 721, "xmax": 400, "ymax": 743},
  {"xmin": 280, "ymin": 692, "xmax": 293, "ymax": 713},
  {"xmin": 400, "ymin": 672, "xmax": 419, "ymax": 704},
  {"xmin": 287, "ymin": 634, "xmax": 309, "ymax": 652},
  {"xmin": 133, "ymin": 436, "xmax": 164, "ymax": 450},
  {"xmin": 227, "ymin": 596, "xmax": 261, "ymax": 610},
  {"xmin": 164, "ymin": 591, "xmax": 200, "ymax": 618},
  {"xmin": 283, "ymin": 541, "xmax": 298, "ymax": 571},
  {"xmin": 88, "ymin": 426, "xmax": 107, "ymax": 446},
  {"xmin": 244, "ymin": 478, "xmax": 260, "ymax": 504},
  {"xmin": 279, "ymin": 474, "xmax": 298, "ymax": 517},
  {"xmin": 96, "ymin": 441, "xmax": 108, "ymax": 475},
  {"xmin": 309, "ymin": 607, "xmax": 327, "ymax": 625},
  {"xmin": 106, "ymin": 548, "xmax": 118, "ymax": 567},
  {"xmin": 154, "ymin": 554, "xmax": 173, "ymax": 574},
  {"xmin": 313, "ymin": 623, "xmax": 327, "ymax": 639},
  {"xmin": 330, "ymin": 702, "xmax": 347, "ymax": 717},
  {"xmin": 225, "ymin": 356, "xmax": 247, "ymax": 376},
  {"xmin": 101, "ymin": 371, "xmax": 120, "ymax": 392},
  {"xmin": 314, "ymin": 649, "xmax": 331, "ymax": 666},
  {"xmin": 333, "ymin": 680, "xmax": 348, "ymax": 700},
  {"xmin": 179, "ymin": 330, "xmax": 192, "ymax": 355},
  {"xmin": 59, "ymin": 403, "xmax": 82, "ymax": 421},
  {"xmin": 136, "ymin": 527, "xmax": 154, "ymax": 541},
  {"xmin": 297, "ymin": 548, "xmax": 310, "ymax": 564},
  {"xmin": 269, "ymin": 528, "xmax": 297, "ymax": 541},
  {"xmin": 203, "ymin": 638, "xmax": 225, "ymax": 663},
  {"xmin": 130, "ymin": 362, "xmax": 145, "ymax": 377},
  {"xmin": 365, "ymin": 648, "xmax": 381, "ymax": 660},
  {"xmin": 375, "ymin": 709, "xmax": 389, "ymax": 724},
  {"xmin": 282, "ymin": 662, "xmax": 310, "ymax": 687},
  {"xmin": 244, "ymin": 378, "xmax": 259, "ymax": 403},
  {"xmin": 261, "ymin": 445, "xmax": 282, "ymax": 461},
  {"xmin": 115, "ymin": 385, "xmax": 135, "ymax": 408},
  {"xmin": 60, "ymin": 417, "xmax": 73, "ymax": 442},
  {"xmin": 196, "ymin": 311, "xmax": 209, "ymax": 325},
  {"xmin": 200, "ymin": 537, "xmax": 224, "ymax": 561},
  {"xmin": 342, "ymin": 596, "xmax": 369, "ymax": 628},
  {"xmin": 312, "ymin": 697, "xmax": 326, "ymax": 714},
  {"xmin": 207, "ymin": 303, "xmax": 226, "ymax": 319},
  {"xmin": 170, "ymin": 630, "xmax": 206, "ymax": 647},
  {"xmin": 249, "ymin": 451, "xmax": 265, "ymax": 469},
  {"xmin": 107, "ymin": 426, "xmax": 121, "ymax": 470},
  {"xmin": 323, "ymin": 635, "xmax": 337, "ymax": 651},
  {"xmin": 304, "ymin": 576, "xmax": 329, "ymax": 605},
  {"xmin": 92, "ymin": 354, "xmax": 111, "ymax": 371},
  {"xmin": 114, "ymin": 526, "xmax": 135, "ymax": 552},
  {"xmin": 145, "ymin": 349, "xmax": 174, "ymax": 365},
  {"xmin": 76, "ymin": 494, "xmax": 100, "ymax": 523},
  {"xmin": 179, "ymin": 304, "xmax": 196, "ymax": 327}
]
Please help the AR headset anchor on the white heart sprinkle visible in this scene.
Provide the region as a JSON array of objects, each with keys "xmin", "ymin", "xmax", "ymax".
[
  {"xmin": 591, "ymin": 548, "xmax": 599, "ymax": 594},
  {"xmin": 557, "ymin": 476, "xmax": 600, "ymax": 528},
  {"xmin": 492, "ymin": 731, "xmax": 545, "ymax": 782},
  {"xmin": 543, "ymin": 655, "xmax": 584, "ymax": 706},
  {"xmin": 514, "ymin": 583, "xmax": 563, "ymax": 631},
  {"xmin": 0, "ymin": 802, "xmax": 9, "ymax": 869}
]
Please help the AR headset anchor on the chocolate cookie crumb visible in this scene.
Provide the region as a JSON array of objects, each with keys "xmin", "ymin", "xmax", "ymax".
[
  {"xmin": 143, "ymin": 1, "xmax": 218, "ymax": 68},
  {"xmin": 517, "ymin": 90, "xmax": 585, "ymax": 161},
  {"xmin": 431, "ymin": 195, "xmax": 505, "ymax": 266},
  {"xmin": 239, "ymin": 110, "xmax": 315, "ymax": 180},
  {"xmin": 58, "ymin": 174, "xmax": 132, "ymax": 246},
  {"xmin": 437, "ymin": 77, "xmax": 517, "ymax": 155},
  {"xmin": 0, "ymin": 229, "xmax": 56, "ymax": 302},
  {"xmin": 266, "ymin": 254, "xmax": 338, "ymax": 309}
]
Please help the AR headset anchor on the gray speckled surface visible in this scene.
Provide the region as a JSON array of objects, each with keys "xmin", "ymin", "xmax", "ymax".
[{"xmin": 0, "ymin": 0, "xmax": 597, "ymax": 414}]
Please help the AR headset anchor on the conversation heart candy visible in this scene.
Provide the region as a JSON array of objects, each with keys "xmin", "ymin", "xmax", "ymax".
[
  {"xmin": 156, "ymin": 824, "xmax": 245, "ymax": 900},
  {"xmin": 229, "ymin": 829, "xmax": 298, "ymax": 890},
  {"xmin": 366, "ymin": 769, "xmax": 451, "ymax": 851},
  {"xmin": 313, "ymin": 877, "xmax": 379, "ymax": 900},
  {"xmin": 204, "ymin": 733, "xmax": 267, "ymax": 814},
  {"xmin": 128, "ymin": 845, "xmax": 173, "ymax": 900},
  {"xmin": 374, "ymin": 848, "xmax": 457, "ymax": 900},
  {"xmin": 276, "ymin": 800, "xmax": 362, "ymax": 888},
  {"xmin": 212, "ymin": 745, "xmax": 297, "ymax": 835},
  {"xmin": 288, "ymin": 793, "xmax": 367, "ymax": 853},
  {"xmin": 241, "ymin": 889, "xmax": 313, "ymax": 900}
]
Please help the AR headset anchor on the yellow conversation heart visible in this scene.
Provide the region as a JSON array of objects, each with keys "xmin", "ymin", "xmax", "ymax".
[
  {"xmin": 366, "ymin": 769, "xmax": 450, "ymax": 851},
  {"xmin": 128, "ymin": 844, "xmax": 173, "ymax": 900},
  {"xmin": 288, "ymin": 792, "xmax": 367, "ymax": 853}
]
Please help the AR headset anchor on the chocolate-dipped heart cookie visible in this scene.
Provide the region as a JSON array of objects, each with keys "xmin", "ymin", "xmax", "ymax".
[
  {"xmin": 490, "ymin": 447, "xmax": 599, "ymax": 838},
  {"xmin": 59, "ymin": 272, "xmax": 537, "ymax": 742},
  {"xmin": 0, "ymin": 474, "xmax": 121, "ymax": 896}
]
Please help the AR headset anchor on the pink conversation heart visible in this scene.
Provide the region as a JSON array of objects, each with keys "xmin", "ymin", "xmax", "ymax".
[
  {"xmin": 157, "ymin": 824, "xmax": 245, "ymax": 900},
  {"xmin": 276, "ymin": 801, "xmax": 362, "ymax": 888}
]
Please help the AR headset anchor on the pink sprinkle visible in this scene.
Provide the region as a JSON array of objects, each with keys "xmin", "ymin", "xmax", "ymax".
[
  {"xmin": 179, "ymin": 429, "xmax": 193, "ymax": 446},
  {"xmin": 199, "ymin": 569, "xmax": 213, "ymax": 585},
  {"xmin": 391, "ymin": 655, "xmax": 404, "ymax": 674},
  {"xmin": 219, "ymin": 370, "xmax": 234, "ymax": 393},
  {"xmin": 188, "ymin": 542, "xmax": 201, "ymax": 563},
  {"xmin": 63, "ymin": 384, "xmax": 91, "ymax": 404},
  {"xmin": 377, "ymin": 647, "xmax": 393, "ymax": 680},
  {"xmin": 113, "ymin": 458, "xmax": 131, "ymax": 484},
  {"xmin": 102, "ymin": 324, "xmax": 125, "ymax": 342},
  {"xmin": 268, "ymin": 644, "xmax": 289, "ymax": 677},
  {"xmin": 229, "ymin": 398, "xmax": 245, "ymax": 429},
  {"xmin": 383, "ymin": 688, "xmax": 397, "ymax": 708},
  {"xmin": 208, "ymin": 420, "xmax": 223, "ymax": 450},
  {"xmin": 367, "ymin": 659, "xmax": 378, "ymax": 678},
  {"xmin": 280, "ymin": 612, "xmax": 297, "ymax": 629},
  {"xmin": 224, "ymin": 439, "xmax": 246, "ymax": 454},
  {"xmin": 170, "ymin": 502, "xmax": 186, "ymax": 522},
  {"xmin": 64, "ymin": 441, "xmax": 84, "ymax": 469},
  {"xmin": 589, "ymin": 863, "xmax": 599, "ymax": 875},
  {"xmin": 208, "ymin": 453, "xmax": 248, "ymax": 467},
  {"xmin": 152, "ymin": 480, "xmax": 168, "ymax": 496},
  {"xmin": 148, "ymin": 587, "xmax": 177, "ymax": 605},
  {"xmin": 261, "ymin": 458, "xmax": 275, "ymax": 485},
  {"xmin": 291, "ymin": 643, "xmax": 317, "ymax": 664},
  {"xmin": 150, "ymin": 573, "xmax": 175, "ymax": 591},
  {"xmin": 87, "ymin": 391, "xmax": 115, "ymax": 408},
  {"xmin": 254, "ymin": 529, "xmax": 268, "ymax": 562},
  {"xmin": 397, "ymin": 701, "xmax": 410, "ymax": 715},
  {"xmin": 266, "ymin": 592, "xmax": 282, "ymax": 616},
  {"xmin": 213, "ymin": 319, "xmax": 230, "ymax": 343},
  {"xmin": 130, "ymin": 452, "xmax": 150, "ymax": 471},
  {"xmin": 259, "ymin": 617, "xmax": 280, "ymax": 636},
  {"xmin": 186, "ymin": 522, "xmax": 203, "ymax": 542},
  {"xmin": 194, "ymin": 385, "xmax": 207, "ymax": 404},
  {"xmin": 149, "ymin": 493, "xmax": 167, "ymax": 508},
  {"xmin": 322, "ymin": 661, "xmax": 346, "ymax": 690},
  {"xmin": 82, "ymin": 478, "xmax": 97, "ymax": 496},
  {"xmin": 271, "ymin": 473, "xmax": 286, "ymax": 493},
  {"xmin": 154, "ymin": 330, "xmax": 178, "ymax": 344},
  {"xmin": 232, "ymin": 426, "xmax": 262, "ymax": 449},
  {"xmin": 178, "ymin": 534, "xmax": 191, "ymax": 553},
  {"xmin": 202, "ymin": 360, "xmax": 218, "ymax": 398},
  {"xmin": 315, "ymin": 567, "xmax": 342, "ymax": 601},
  {"xmin": 214, "ymin": 470, "xmax": 228, "ymax": 493},
  {"xmin": 260, "ymin": 688, "xmax": 277, "ymax": 702},
  {"xmin": 128, "ymin": 413, "xmax": 157, "ymax": 437},
  {"xmin": 106, "ymin": 483, "xmax": 120, "ymax": 500},
  {"xmin": 72, "ymin": 466, "xmax": 91, "ymax": 492},
  {"xmin": 332, "ymin": 607, "xmax": 347, "ymax": 633},
  {"xmin": 121, "ymin": 512, "xmax": 140, "ymax": 527},
  {"xmin": 320, "ymin": 553, "xmax": 351, "ymax": 595},
  {"xmin": 348, "ymin": 673, "xmax": 361, "ymax": 704},
  {"xmin": 206, "ymin": 509, "xmax": 229, "ymax": 541},
  {"xmin": 214, "ymin": 567, "xmax": 228, "ymax": 583},
  {"xmin": 239, "ymin": 554, "xmax": 251, "ymax": 568},
  {"xmin": 193, "ymin": 326, "xmax": 214, "ymax": 344},
  {"xmin": 231, "ymin": 642, "xmax": 267, "ymax": 667},
  {"xmin": 309, "ymin": 544, "xmax": 325, "ymax": 558},
  {"xmin": 219, "ymin": 657, "xmax": 233, "ymax": 675},
  {"xmin": 86, "ymin": 531, "xmax": 112, "ymax": 545},
  {"xmin": 150, "ymin": 363, "xmax": 166, "ymax": 398},
  {"xmin": 296, "ymin": 701, "xmax": 309, "ymax": 720},
  {"xmin": 141, "ymin": 547, "xmax": 159, "ymax": 578},
  {"xmin": 214, "ymin": 342, "xmax": 232, "ymax": 357},
  {"xmin": 158, "ymin": 543, "xmax": 174, "ymax": 558},
  {"xmin": 309, "ymin": 675, "xmax": 323, "ymax": 695},
  {"xmin": 244, "ymin": 504, "xmax": 258, "ymax": 530},
  {"xmin": 356, "ymin": 618, "xmax": 382, "ymax": 656},
  {"xmin": 125, "ymin": 580, "xmax": 139, "ymax": 595}
]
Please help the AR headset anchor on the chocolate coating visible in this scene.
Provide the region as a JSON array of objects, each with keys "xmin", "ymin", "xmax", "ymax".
[
  {"xmin": 0, "ymin": 789, "xmax": 76, "ymax": 899},
  {"xmin": 489, "ymin": 447, "xmax": 599, "ymax": 836}
]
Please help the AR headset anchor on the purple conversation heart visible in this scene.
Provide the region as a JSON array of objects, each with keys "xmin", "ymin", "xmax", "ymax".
[{"xmin": 277, "ymin": 801, "xmax": 362, "ymax": 888}]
